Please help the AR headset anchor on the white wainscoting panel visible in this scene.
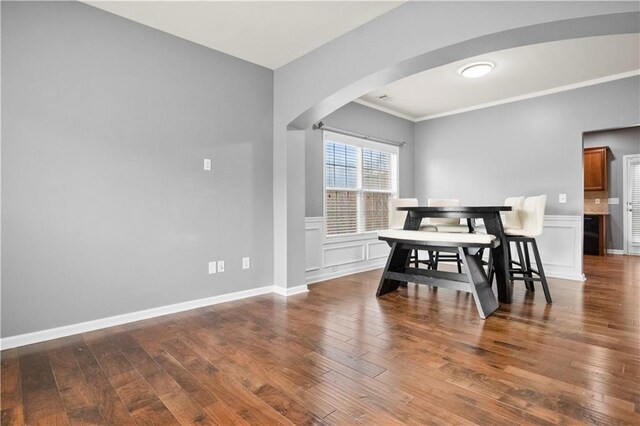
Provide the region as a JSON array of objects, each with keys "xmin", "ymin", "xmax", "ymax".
[
  {"xmin": 324, "ymin": 244, "xmax": 366, "ymax": 267},
  {"xmin": 305, "ymin": 218, "xmax": 387, "ymax": 284},
  {"xmin": 305, "ymin": 217, "xmax": 323, "ymax": 272},
  {"xmin": 306, "ymin": 215, "xmax": 585, "ymax": 285},
  {"xmin": 367, "ymin": 241, "xmax": 391, "ymax": 260},
  {"xmin": 534, "ymin": 215, "xmax": 584, "ymax": 281}
]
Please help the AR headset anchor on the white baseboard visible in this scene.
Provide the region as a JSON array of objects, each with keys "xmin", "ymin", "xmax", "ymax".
[
  {"xmin": 306, "ymin": 259, "xmax": 386, "ymax": 284},
  {"xmin": 273, "ymin": 284, "xmax": 309, "ymax": 296},
  {"xmin": 545, "ymin": 271, "xmax": 586, "ymax": 282},
  {"xmin": 0, "ymin": 284, "xmax": 302, "ymax": 350},
  {"xmin": 607, "ymin": 249, "xmax": 625, "ymax": 255}
]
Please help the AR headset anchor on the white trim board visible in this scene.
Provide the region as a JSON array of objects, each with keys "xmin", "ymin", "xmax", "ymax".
[
  {"xmin": 352, "ymin": 98, "xmax": 416, "ymax": 122},
  {"xmin": 0, "ymin": 284, "xmax": 308, "ymax": 350},
  {"xmin": 623, "ymin": 154, "xmax": 640, "ymax": 255},
  {"xmin": 273, "ymin": 285, "xmax": 309, "ymax": 296},
  {"xmin": 306, "ymin": 258, "xmax": 387, "ymax": 285},
  {"xmin": 607, "ymin": 249, "xmax": 625, "ymax": 255}
]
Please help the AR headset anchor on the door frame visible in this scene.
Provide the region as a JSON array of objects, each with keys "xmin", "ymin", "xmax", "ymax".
[{"xmin": 623, "ymin": 154, "xmax": 640, "ymax": 255}]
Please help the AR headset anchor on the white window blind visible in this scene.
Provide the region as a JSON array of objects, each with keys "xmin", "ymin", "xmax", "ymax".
[{"xmin": 324, "ymin": 131, "xmax": 398, "ymax": 236}]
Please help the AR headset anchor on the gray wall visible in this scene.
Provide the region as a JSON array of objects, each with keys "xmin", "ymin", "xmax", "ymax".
[
  {"xmin": 1, "ymin": 2, "xmax": 274, "ymax": 337},
  {"xmin": 414, "ymin": 77, "xmax": 640, "ymax": 216},
  {"xmin": 305, "ymin": 102, "xmax": 415, "ymax": 217},
  {"xmin": 584, "ymin": 127, "xmax": 640, "ymax": 250}
]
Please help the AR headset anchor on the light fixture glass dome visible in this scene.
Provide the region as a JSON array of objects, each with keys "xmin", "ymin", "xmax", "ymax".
[{"xmin": 458, "ymin": 61, "xmax": 495, "ymax": 78}]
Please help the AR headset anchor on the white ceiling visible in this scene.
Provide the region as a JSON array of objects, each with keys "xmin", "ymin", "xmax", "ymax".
[
  {"xmin": 358, "ymin": 34, "xmax": 640, "ymax": 121},
  {"xmin": 85, "ymin": 1, "xmax": 405, "ymax": 69}
]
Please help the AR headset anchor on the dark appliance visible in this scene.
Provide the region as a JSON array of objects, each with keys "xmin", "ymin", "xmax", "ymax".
[{"xmin": 584, "ymin": 215, "xmax": 600, "ymax": 255}]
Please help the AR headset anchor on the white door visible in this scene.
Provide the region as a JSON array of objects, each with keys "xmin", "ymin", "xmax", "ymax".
[{"xmin": 624, "ymin": 154, "xmax": 640, "ymax": 255}]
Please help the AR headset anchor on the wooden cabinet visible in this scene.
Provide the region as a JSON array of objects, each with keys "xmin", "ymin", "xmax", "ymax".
[{"xmin": 584, "ymin": 147, "xmax": 609, "ymax": 191}]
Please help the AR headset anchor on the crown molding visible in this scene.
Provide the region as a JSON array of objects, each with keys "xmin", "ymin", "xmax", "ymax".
[
  {"xmin": 415, "ymin": 70, "xmax": 640, "ymax": 122},
  {"xmin": 354, "ymin": 70, "xmax": 640, "ymax": 123},
  {"xmin": 352, "ymin": 98, "xmax": 417, "ymax": 122}
]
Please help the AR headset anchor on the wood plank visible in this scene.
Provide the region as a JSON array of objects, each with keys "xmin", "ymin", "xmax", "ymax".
[
  {"xmin": 49, "ymin": 347, "xmax": 106, "ymax": 425},
  {"xmin": 18, "ymin": 351, "xmax": 69, "ymax": 425},
  {"xmin": 71, "ymin": 342, "xmax": 137, "ymax": 426},
  {"xmin": 1, "ymin": 349, "xmax": 24, "ymax": 426}
]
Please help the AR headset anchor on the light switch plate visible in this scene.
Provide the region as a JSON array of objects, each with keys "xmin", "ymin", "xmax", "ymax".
[
  {"xmin": 242, "ymin": 257, "xmax": 250, "ymax": 270},
  {"xmin": 595, "ymin": 198, "xmax": 600, "ymax": 205},
  {"xmin": 208, "ymin": 261, "xmax": 216, "ymax": 274},
  {"xmin": 559, "ymin": 193, "xmax": 567, "ymax": 203},
  {"xmin": 204, "ymin": 158, "xmax": 212, "ymax": 171},
  {"xmin": 217, "ymin": 260, "xmax": 225, "ymax": 273}
]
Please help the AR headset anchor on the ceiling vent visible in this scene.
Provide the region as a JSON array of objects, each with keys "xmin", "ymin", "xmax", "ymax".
[{"xmin": 377, "ymin": 94, "xmax": 393, "ymax": 102}]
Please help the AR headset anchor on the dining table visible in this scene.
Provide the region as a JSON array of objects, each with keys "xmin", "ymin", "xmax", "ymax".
[{"xmin": 393, "ymin": 205, "xmax": 513, "ymax": 304}]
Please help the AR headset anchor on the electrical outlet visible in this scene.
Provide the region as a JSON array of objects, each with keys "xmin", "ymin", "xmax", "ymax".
[
  {"xmin": 559, "ymin": 193, "xmax": 567, "ymax": 203},
  {"xmin": 595, "ymin": 198, "xmax": 600, "ymax": 205},
  {"xmin": 217, "ymin": 260, "xmax": 225, "ymax": 273},
  {"xmin": 208, "ymin": 261, "xmax": 216, "ymax": 274},
  {"xmin": 204, "ymin": 158, "xmax": 212, "ymax": 171},
  {"xmin": 242, "ymin": 257, "xmax": 250, "ymax": 270}
]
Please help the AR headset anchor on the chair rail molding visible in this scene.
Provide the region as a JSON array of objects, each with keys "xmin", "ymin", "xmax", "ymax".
[{"xmin": 305, "ymin": 215, "xmax": 585, "ymax": 284}]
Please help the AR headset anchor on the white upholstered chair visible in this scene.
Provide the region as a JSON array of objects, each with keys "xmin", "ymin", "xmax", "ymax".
[
  {"xmin": 503, "ymin": 196, "xmax": 525, "ymax": 230},
  {"xmin": 388, "ymin": 198, "xmax": 435, "ymax": 268},
  {"xmin": 388, "ymin": 198, "xmax": 436, "ymax": 231},
  {"xmin": 426, "ymin": 198, "xmax": 470, "ymax": 233},
  {"xmin": 426, "ymin": 198, "xmax": 466, "ymax": 272},
  {"xmin": 504, "ymin": 195, "xmax": 552, "ymax": 303}
]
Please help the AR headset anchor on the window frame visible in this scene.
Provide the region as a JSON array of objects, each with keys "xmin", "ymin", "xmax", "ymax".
[{"xmin": 322, "ymin": 130, "xmax": 399, "ymax": 238}]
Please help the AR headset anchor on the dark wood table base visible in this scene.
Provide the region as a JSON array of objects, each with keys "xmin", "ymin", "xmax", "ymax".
[
  {"xmin": 393, "ymin": 206, "xmax": 513, "ymax": 304},
  {"xmin": 377, "ymin": 243, "xmax": 499, "ymax": 319}
]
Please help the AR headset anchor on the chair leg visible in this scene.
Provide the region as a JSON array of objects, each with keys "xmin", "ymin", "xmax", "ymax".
[
  {"xmin": 428, "ymin": 251, "xmax": 435, "ymax": 270},
  {"xmin": 515, "ymin": 241, "xmax": 533, "ymax": 292},
  {"xmin": 456, "ymin": 253, "xmax": 462, "ymax": 273},
  {"xmin": 523, "ymin": 241, "xmax": 534, "ymax": 292},
  {"xmin": 531, "ymin": 239, "xmax": 552, "ymax": 304},
  {"xmin": 434, "ymin": 251, "xmax": 439, "ymax": 270},
  {"xmin": 413, "ymin": 249, "xmax": 419, "ymax": 268},
  {"xmin": 507, "ymin": 242, "xmax": 514, "ymax": 271}
]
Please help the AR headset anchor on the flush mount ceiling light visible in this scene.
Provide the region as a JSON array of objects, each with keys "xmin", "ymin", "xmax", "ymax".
[{"xmin": 458, "ymin": 61, "xmax": 495, "ymax": 78}]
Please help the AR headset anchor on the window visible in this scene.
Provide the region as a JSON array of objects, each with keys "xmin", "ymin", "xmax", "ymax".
[{"xmin": 324, "ymin": 131, "xmax": 398, "ymax": 236}]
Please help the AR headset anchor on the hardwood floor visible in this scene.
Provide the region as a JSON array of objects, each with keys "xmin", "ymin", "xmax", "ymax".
[{"xmin": 2, "ymin": 255, "xmax": 639, "ymax": 425}]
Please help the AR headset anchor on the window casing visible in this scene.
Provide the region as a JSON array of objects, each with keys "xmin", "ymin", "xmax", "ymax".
[{"xmin": 323, "ymin": 131, "xmax": 399, "ymax": 236}]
